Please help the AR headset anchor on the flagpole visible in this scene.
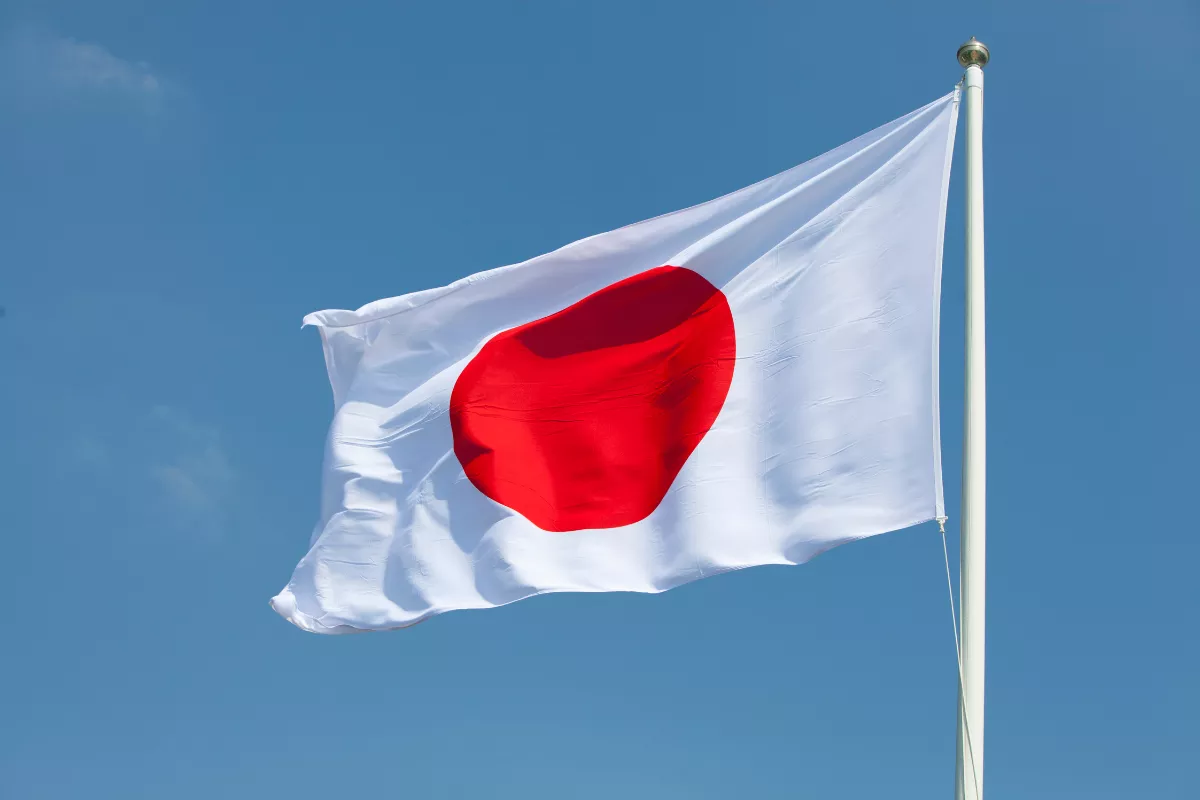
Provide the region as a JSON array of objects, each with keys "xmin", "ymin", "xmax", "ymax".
[{"xmin": 955, "ymin": 36, "xmax": 989, "ymax": 800}]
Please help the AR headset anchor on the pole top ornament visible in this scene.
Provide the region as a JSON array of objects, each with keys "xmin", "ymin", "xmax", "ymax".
[{"xmin": 957, "ymin": 37, "xmax": 990, "ymax": 69}]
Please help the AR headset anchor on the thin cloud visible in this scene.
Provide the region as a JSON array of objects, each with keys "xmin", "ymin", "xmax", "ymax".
[
  {"xmin": 146, "ymin": 405, "xmax": 236, "ymax": 518},
  {"xmin": 1, "ymin": 25, "xmax": 169, "ymax": 113},
  {"xmin": 69, "ymin": 406, "xmax": 237, "ymax": 536}
]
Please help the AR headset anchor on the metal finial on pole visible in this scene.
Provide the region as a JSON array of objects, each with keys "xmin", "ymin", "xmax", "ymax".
[
  {"xmin": 955, "ymin": 36, "xmax": 988, "ymax": 800},
  {"xmin": 957, "ymin": 37, "xmax": 990, "ymax": 69}
]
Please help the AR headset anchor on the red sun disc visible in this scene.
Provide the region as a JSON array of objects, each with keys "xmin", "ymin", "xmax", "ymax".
[{"xmin": 450, "ymin": 266, "xmax": 736, "ymax": 532}]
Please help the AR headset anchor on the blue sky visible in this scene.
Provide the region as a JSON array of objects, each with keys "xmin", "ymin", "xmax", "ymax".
[{"xmin": 1, "ymin": 2, "xmax": 1196, "ymax": 798}]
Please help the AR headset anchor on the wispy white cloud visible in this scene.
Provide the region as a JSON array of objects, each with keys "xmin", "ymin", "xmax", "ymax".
[
  {"xmin": 44, "ymin": 35, "xmax": 160, "ymax": 96},
  {"xmin": 1, "ymin": 25, "xmax": 169, "ymax": 113},
  {"xmin": 69, "ymin": 406, "xmax": 236, "ymax": 536},
  {"xmin": 146, "ymin": 405, "xmax": 236, "ymax": 518}
]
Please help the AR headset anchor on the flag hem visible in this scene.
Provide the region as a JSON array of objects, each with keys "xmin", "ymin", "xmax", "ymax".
[
  {"xmin": 270, "ymin": 514, "xmax": 937, "ymax": 635},
  {"xmin": 300, "ymin": 93, "xmax": 963, "ymax": 332}
]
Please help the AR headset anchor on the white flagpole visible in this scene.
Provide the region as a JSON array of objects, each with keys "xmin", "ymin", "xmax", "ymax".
[{"xmin": 955, "ymin": 36, "xmax": 989, "ymax": 800}]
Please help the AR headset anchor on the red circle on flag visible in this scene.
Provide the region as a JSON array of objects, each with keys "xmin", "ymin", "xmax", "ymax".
[{"xmin": 450, "ymin": 265, "xmax": 736, "ymax": 532}]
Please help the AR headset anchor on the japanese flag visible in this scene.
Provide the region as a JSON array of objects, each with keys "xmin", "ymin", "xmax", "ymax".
[{"xmin": 272, "ymin": 90, "xmax": 960, "ymax": 633}]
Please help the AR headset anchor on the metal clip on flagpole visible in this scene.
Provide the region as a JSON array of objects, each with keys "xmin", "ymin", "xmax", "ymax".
[{"xmin": 955, "ymin": 36, "xmax": 989, "ymax": 800}]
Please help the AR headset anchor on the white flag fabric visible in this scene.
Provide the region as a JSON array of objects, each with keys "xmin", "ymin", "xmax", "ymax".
[{"xmin": 272, "ymin": 90, "xmax": 959, "ymax": 634}]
